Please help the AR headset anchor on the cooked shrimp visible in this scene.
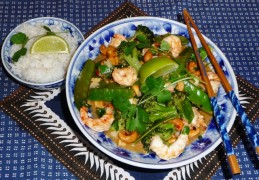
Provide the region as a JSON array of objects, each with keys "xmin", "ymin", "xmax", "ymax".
[
  {"xmin": 80, "ymin": 104, "xmax": 115, "ymax": 132},
  {"xmin": 150, "ymin": 134, "xmax": 189, "ymax": 160},
  {"xmin": 207, "ymin": 72, "xmax": 221, "ymax": 94},
  {"xmin": 162, "ymin": 35, "xmax": 182, "ymax": 57},
  {"xmin": 171, "ymin": 118, "xmax": 184, "ymax": 131},
  {"xmin": 191, "ymin": 107, "xmax": 206, "ymax": 128},
  {"xmin": 187, "ymin": 61, "xmax": 201, "ymax": 76},
  {"xmin": 109, "ymin": 34, "xmax": 127, "ymax": 48},
  {"xmin": 112, "ymin": 66, "xmax": 138, "ymax": 86}
]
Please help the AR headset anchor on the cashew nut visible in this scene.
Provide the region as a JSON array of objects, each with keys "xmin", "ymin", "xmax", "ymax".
[{"xmin": 118, "ymin": 130, "xmax": 138, "ymax": 143}]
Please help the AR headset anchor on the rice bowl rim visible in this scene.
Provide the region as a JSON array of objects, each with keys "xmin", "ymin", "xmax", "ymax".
[{"xmin": 1, "ymin": 17, "xmax": 84, "ymax": 87}]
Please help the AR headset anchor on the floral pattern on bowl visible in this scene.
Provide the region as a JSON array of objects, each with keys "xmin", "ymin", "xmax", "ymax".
[{"xmin": 66, "ymin": 17, "xmax": 238, "ymax": 169}]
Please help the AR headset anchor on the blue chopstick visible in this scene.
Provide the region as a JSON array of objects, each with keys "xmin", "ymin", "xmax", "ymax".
[
  {"xmin": 210, "ymin": 97, "xmax": 235, "ymax": 155},
  {"xmin": 227, "ymin": 91, "xmax": 259, "ymax": 153}
]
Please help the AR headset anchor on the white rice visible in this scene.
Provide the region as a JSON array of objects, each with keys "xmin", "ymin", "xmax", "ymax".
[{"xmin": 10, "ymin": 22, "xmax": 80, "ymax": 83}]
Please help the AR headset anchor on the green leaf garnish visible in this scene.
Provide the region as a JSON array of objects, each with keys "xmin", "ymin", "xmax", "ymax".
[
  {"xmin": 10, "ymin": 32, "xmax": 29, "ymax": 62},
  {"xmin": 46, "ymin": 31, "xmax": 56, "ymax": 35},
  {"xmin": 12, "ymin": 47, "xmax": 27, "ymax": 62},
  {"xmin": 113, "ymin": 96, "xmax": 148, "ymax": 134},
  {"xmin": 10, "ymin": 25, "xmax": 62, "ymax": 62},
  {"xmin": 10, "ymin": 32, "xmax": 28, "ymax": 45},
  {"xmin": 126, "ymin": 106, "xmax": 148, "ymax": 134},
  {"xmin": 43, "ymin": 26, "xmax": 56, "ymax": 36},
  {"xmin": 43, "ymin": 26, "xmax": 52, "ymax": 32},
  {"xmin": 156, "ymin": 90, "xmax": 171, "ymax": 103}
]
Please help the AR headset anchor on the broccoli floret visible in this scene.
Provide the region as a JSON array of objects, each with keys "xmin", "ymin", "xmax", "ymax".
[
  {"xmin": 142, "ymin": 100, "xmax": 178, "ymax": 122},
  {"xmin": 117, "ymin": 41, "xmax": 142, "ymax": 71},
  {"xmin": 116, "ymin": 25, "xmax": 156, "ymax": 70},
  {"xmin": 129, "ymin": 25, "xmax": 155, "ymax": 48},
  {"xmin": 138, "ymin": 102, "xmax": 177, "ymax": 151}
]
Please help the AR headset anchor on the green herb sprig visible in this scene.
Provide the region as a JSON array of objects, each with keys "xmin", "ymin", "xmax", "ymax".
[
  {"xmin": 10, "ymin": 32, "xmax": 29, "ymax": 62},
  {"xmin": 10, "ymin": 25, "xmax": 58, "ymax": 62},
  {"xmin": 43, "ymin": 26, "xmax": 56, "ymax": 35}
]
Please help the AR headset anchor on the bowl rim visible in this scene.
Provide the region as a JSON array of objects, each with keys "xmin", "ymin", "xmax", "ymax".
[
  {"xmin": 66, "ymin": 16, "xmax": 238, "ymax": 169},
  {"xmin": 1, "ymin": 16, "xmax": 84, "ymax": 87}
]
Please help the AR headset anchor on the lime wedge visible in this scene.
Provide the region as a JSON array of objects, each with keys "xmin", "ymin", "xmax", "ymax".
[
  {"xmin": 30, "ymin": 35, "xmax": 69, "ymax": 54},
  {"xmin": 139, "ymin": 57, "xmax": 179, "ymax": 83}
]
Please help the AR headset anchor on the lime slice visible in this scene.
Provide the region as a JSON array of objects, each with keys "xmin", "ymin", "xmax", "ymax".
[
  {"xmin": 30, "ymin": 35, "xmax": 69, "ymax": 54},
  {"xmin": 139, "ymin": 57, "xmax": 179, "ymax": 83}
]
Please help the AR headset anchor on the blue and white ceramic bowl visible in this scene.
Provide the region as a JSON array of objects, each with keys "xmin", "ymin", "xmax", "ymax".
[
  {"xmin": 1, "ymin": 17, "xmax": 84, "ymax": 90},
  {"xmin": 66, "ymin": 17, "xmax": 238, "ymax": 169}
]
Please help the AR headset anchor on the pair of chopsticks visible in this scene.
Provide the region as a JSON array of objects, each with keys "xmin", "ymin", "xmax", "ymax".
[{"xmin": 183, "ymin": 9, "xmax": 259, "ymax": 174}]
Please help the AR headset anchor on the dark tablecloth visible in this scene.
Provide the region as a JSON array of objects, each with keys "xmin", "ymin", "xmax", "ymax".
[{"xmin": 0, "ymin": 0, "xmax": 258, "ymax": 179}]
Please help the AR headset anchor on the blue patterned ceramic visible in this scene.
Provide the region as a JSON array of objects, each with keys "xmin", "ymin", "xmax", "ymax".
[
  {"xmin": 66, "ymin": 17, "xmax": 238, "ymax": 169},
  {"xmin": 1, "ymin": 17, "xmax": 84, "ymax": 90}
]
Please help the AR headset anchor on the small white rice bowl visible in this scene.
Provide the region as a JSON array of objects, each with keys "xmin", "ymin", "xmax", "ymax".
[{"xmin": 1, "ymin": 17, "xmax": 84, "ymax": 90}]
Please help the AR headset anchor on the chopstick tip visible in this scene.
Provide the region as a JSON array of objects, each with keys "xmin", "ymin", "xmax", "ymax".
[
  {"xmin": 228, "ymin": 155, "xmax": 241, "ymax": 174},
  {"xmin": 183, "ymin": 8, "xmax": 188, "ymax": 15},
  {"xmin": 256, "ymin": 146, "xmax": 259, "ymax": 156}
]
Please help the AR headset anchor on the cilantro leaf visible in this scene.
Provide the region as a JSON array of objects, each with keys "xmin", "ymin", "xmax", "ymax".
[
  {"xmin": 10, "ymin": 32, "xmax": 29, "ymax": 62},
  {"xmin": 126, "ymin": 106, "xmax": 148, "ymax": 134},
  {"xmin": 139, "ymin": 76, "xmax": 166, "ymax": 105},
  {"xmin": 112, "ymin": 96, "xmax": 131, "ymax": 113},
  {"xmin": 113, "ymin": 97, "xmax": 148, "ymax": 134},
  {"xmin": 145, "ymin": 76, "xmax": 164, "ymax": 95},
  {"xmin": 157, "ymin": 90, "xmax": 172, "ymax": 103},
  {"xmin": 173, "ymin": 92, "xmax": 194, "ymax": 123},
  {"xmin": 12, "ymin": 47, "xmax": 27, "ymax": 62},
  {"xmin": 10, "ymin": 32, "xmax": 28, "ymax": 45}
]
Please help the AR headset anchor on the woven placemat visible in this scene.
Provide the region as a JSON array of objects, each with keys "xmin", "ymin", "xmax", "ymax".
[{"xmin": 0, "ymin": 1, "xmax": 258, "ymax": 179}]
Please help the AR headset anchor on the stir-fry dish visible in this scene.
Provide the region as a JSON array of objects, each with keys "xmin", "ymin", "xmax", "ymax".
[{"xmin": 74, "ymin": 25, "xmax": 221, "ymax": 160}]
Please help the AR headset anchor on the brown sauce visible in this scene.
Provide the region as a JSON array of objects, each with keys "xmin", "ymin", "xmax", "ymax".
[
  {"xmin": 105, "ymin": 130, "xmax": 146, "ymax": 154},
  {"xmin": 188, "ymin": 111, "xmax": 212, "ymax": 144}
]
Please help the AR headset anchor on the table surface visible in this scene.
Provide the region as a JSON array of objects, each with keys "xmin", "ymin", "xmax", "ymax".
[{"xmin": 0, "ymin": 0, "xmax": 258, "ymax": 179}]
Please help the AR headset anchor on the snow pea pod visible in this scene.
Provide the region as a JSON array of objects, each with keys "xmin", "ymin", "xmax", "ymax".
[
  {"xmin": 88, "ymin": 88, "xmax": 134, "ymax": 101},
  {"xmin": 183, "ymin": 81, "xmax": 212, "ymax": 114},
  {"xmin": 74, "ymin": 60, "xmax": 95, "ymax": 109}
]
